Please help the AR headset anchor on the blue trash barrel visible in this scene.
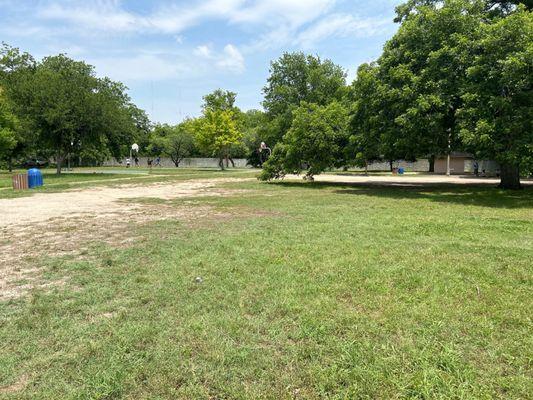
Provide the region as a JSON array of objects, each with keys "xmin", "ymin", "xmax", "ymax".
[
  {"xmin": 27, "ymin": 168, "xmax": 44, "ymax": 188},
  {"xmin": 398, "ymin": 167, "xmax": 405, "ymax": 175}
]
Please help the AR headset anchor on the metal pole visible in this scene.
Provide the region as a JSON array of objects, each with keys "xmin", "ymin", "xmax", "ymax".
[{"xmin": 446, "ymin": 129, "xmax": 451, "ymax": 176}]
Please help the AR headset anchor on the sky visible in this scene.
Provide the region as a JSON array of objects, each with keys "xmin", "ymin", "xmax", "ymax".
[{"xmin": 0, "ymin": 0, "xmax": 402, "ymax": 124}]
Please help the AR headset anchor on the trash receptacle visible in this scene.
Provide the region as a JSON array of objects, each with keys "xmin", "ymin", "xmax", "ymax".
[
  {"xmin": 398, "ymin": 167, "xmax": 405, "ymax": 175},
  {"xmin": 12, "ymin": 174, "xmax": 29, "ymax": 190},
  {"xmin": 28, "ymin": 168, "xmax": 44, "ymax": 188}
]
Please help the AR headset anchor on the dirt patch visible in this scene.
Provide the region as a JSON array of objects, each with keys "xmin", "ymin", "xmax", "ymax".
[
  {"xmin": 0, "ymin": 178, "xmax": 253, "ymax": 301},
  {"xmin": 0, "ymin": 177, "xmax": 251, "ymax": 227},
  {"xmin": 0, "ymin": 374, "xmax": 29, "ymax": 394},
  {"xmin": 288, "ymin": 173, "xmax": 532, "ymax": 187}
]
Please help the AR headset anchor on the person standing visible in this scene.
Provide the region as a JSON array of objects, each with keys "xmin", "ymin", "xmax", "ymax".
[{"xmin": 473, "ymin": 161, "xmax": 479, "ymax": 177}]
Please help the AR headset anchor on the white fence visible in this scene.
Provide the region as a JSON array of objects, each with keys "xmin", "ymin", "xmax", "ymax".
[
  {"xmin": 350, "ymin": 160, "xmax": 430, "ymax": 172},
  {"xmin": 103, "ymin": 157, "xmax": 251, "ymax": 168}
]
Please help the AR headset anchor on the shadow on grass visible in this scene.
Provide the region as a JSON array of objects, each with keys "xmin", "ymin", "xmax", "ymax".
[{"xmin": 268, "ymin": 180, "xmax": 533, "ymax": 209}]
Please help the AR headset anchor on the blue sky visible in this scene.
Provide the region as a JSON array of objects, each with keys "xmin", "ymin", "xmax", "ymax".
[{"xmin": 0, "ymin": 0, "xmax": 402, "ymax": 123}]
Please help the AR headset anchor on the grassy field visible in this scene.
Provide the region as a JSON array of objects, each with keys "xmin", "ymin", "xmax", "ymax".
[{"xmin": 1, "ymin": 171, "xmax": 532, "ymax": 399}]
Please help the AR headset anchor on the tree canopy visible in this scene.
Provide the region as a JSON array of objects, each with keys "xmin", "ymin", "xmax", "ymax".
[
  {"xmin": 148, "ymin": 123, "xmax": 195, "ymax": 167},
  {"xmin": 262, "ymin": 53, "xmax": 347, "ymax": 147},
  {"xmin": 261, "ymin": 1, "xmax": 532, "ymax": 188},
  {"xmin": 0, "ymin": 44, "xmax": 150, "ymax": 173},
  {"xmin": 458, "ymin": 6, "xmax": 533, "ymax": 187}
]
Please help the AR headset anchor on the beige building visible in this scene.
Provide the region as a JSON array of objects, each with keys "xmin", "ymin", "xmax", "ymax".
[{"xmin": 434, "ymin": 152, "xmax": 499, "ymax": 175}]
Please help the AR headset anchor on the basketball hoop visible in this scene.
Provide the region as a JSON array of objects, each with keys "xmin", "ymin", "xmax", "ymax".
[{"xmin": 259, "ymin": 142, "xmax": 271, "ymax": 155}]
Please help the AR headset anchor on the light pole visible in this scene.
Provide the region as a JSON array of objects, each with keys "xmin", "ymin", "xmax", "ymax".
[
  {"xmin": 446, "ymin": 129, "xmax": 451, "ymax": 176},
  {"xmin": 68, "ymin": 140, "xmax": 74, "ymax": 171}
]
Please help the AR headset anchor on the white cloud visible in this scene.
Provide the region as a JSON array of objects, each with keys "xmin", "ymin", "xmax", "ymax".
[
  {"xmin": 295, "ymin": 13, "xmax": 392, "ymax": 48},
  {"xmin": 39, "ymin": 1, "xmax": 140, "ymax": 33},
  {"xmin": 90, "ymin": 54, "xmax": 186, "ymax": 81},
  {"xmin": 229, "ymin": 0, "xmax": 335, "ymax": 27},
  {"xmin": 216, "ymin": 44, "xmax": 245, "ymax": 73},
  {"xmin": 36, "ymin": 0, "xmax": 337, "ymax": 37},
  {"xmin": 194, "ymin": 43, "xmax": 245, "ymax": 73},
  {"xmin": 194, "ymin": 45, "xmax": 213, "ymax": 58},
  {"xmin": 33, "ymin": 0, "xmax": 393, "ymax": 56}
]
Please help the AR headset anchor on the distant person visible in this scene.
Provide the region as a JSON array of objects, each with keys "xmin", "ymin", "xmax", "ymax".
[
  {"xmin": 473, "ymin": 161, "xmax": 479, "ymax": 177},
  {"xmin": 154, "ymin": 156, "xmax": 161, "ymax": 167},
  {"xmin": 147, "ymin": 158, "xmax": 152, "ymax": 167},
  {"xmin": 134, "ymin": 156, "xmax": 139, "ymax": 167},
  {"xmin": 126, "ymin": 158, "xmax": 131, "ymax": 168}
]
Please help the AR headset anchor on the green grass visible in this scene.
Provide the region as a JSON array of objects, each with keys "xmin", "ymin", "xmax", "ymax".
[{"xmin": 1, "ymin": 176, "xmax": 532, "ymax": 399}]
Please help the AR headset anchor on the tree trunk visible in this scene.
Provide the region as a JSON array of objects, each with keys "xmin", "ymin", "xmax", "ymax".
[
  {"xmin": 389, "ymin": 160, "xmax": 393, "ymax": 172},
  {"xmin": 229, "ymin": 157, "xmax": 235, "ymax": 168},
  {"xmin": 56, "ymin": 151, "xmax": 63, "ymax": 175},
  {"xmin": 7, "ymin": 158, "xmax": 13, "ymax": 173},
  {"xmin": 499, "ymin": 163, "xmax": 521, "ymax": 190},
  {"xmin": 428, "ymin": 155, "xmax": 435, "ymax": 173},
  {"xmin": 219, "ymin": 157, "xmax": 225, "ymax": 170}
]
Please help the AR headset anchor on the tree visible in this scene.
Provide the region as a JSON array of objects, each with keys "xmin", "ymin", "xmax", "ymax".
[
  {"xmin": 202, "ymin": 89, "xmax": 237, "ymax": 112},
  {"xmin": 348, "ymin": 63, "xmax": 389, "ymax": 170},
  {"xmin": 242, "ymin": 109, "xmax": 267, "ymax": 167},
  {"xmin": 371, "ymin": 0, "xmax": 484, "ymax": 170},
  {"xmin": 149, "ymin": 123, "xmax": 194, "ymax": 167},
  {"xmin": 0, "ymin": 44, "xmax": 37, "ymax": 169},
  {"xmin": 262, "ymin": 53, "xmax": 347, "ymax": 147},
  {"xmin": 0, "ymin": 88, "xmax": 17, "ymax": 163},
  {"xmin": 195, "ymin": 109, "xmax": 243, "ymax": 170},
  {"xmin": 260, "ymin": 101, "xmax": 349, "ymax": 180},
  {"xmin": 458, "ymin": 7, "xmax": 533, "ymax": 189},
  {"xmin": 2, "ymin": 51, "xmax": 148, "ymax": 173},
  {"xmin": 192, "ymin": 89, "xmax": 245, "ymax": 169}
]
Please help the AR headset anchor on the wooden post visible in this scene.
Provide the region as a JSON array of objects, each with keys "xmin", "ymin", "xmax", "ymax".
[{"xmin": 12, "ymin": 174, "xmax": 29, "ymax": 190}]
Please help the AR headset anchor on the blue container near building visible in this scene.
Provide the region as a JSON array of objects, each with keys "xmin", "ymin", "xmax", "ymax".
[
  {"xmin": 27, "ymin": 168, "xmax": 44, "ymax": 188},
  {"xmin": 398, "ymin": 167, "xmax": 405, "ymax": 175}
]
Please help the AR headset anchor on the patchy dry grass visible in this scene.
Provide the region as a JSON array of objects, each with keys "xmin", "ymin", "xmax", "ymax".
[{"xmin": 0, "ymin": 175, "xmax": 532, "ymax": 399}]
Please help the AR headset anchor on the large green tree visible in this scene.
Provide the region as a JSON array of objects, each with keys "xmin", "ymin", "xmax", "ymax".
[
  {"xmin": 459, "ymin": 7, "xmax": 533, "ymax": 188},
  {"xmin": 348, "ymin": 63, "xmax": 393, "ymax": 170},
  {"xmin": 195, "ymin": 110, "xmax": 243, "ymax": 169},
  {"xmin": 262, "ymin": 53, "xmax": 347, "ymax": 147},
  {"xmin": 1, "ymin": 44, "xmax": 150, "ymax": 171},
  {"xmin": 0, "ymin": 44, "xmax": 37, "ymax": 169},
  {"xmin": 374, "ymin": 0, "xmax": 482, "ymax": 169},
  {"xmin": 0, "ymin": 88, "xmax": 17, "ymax": 163},
  {"xmin": 260, "ymin": 101, "xmax": 349, "ymax": 180},
  {"xmin": 193, "ymin": 89, "xmax": 245, "ymax": 169}
]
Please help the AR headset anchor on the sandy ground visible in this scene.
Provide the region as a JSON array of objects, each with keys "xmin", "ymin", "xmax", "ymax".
[
  {"xmin": 291, "ymin": 173, "xmax": 531, "ymax": 186},
  {"xmin": 0, "ymin": 177, "xmax": 250, "ymax": 228},
  {"xmin": 0, "ymin": 177, "xmax": 252, "ymax": 300}
]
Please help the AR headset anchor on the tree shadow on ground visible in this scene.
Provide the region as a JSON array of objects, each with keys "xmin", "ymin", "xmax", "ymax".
[{"xmin": 268, "ymin": 180, "xmax": 533, "ymax": 209}]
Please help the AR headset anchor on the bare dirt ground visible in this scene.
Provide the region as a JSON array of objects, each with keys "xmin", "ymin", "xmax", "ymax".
[
  {"xmin": 0, "ymin": 177, "xmax": 252, "ymax": 300},
  {"xmin": 293, "ymin": 173, "xmax": 533, "ymax": 187},
  {"xmin": 0, "ymin": 177, "xmax": 251, "ymax": 227}
]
